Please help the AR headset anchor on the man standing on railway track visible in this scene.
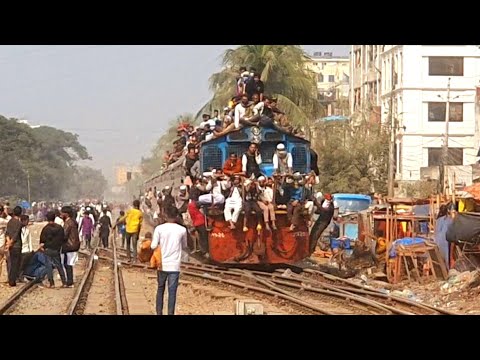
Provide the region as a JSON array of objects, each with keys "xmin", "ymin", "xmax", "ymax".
[
  {"xmin": 40, "ymin": 211, "xmax": 68, "ymax": 288},
  {"xmin": 151, "ymin": 206, "xmax": 187, "ymax": 315},
  {"xmin": 124, "ymin": 200, "xmax": 143, "ymax": 263},
  {"xmin": 61, "ymin": 206, "xmax": 81, "ymax": 288}
]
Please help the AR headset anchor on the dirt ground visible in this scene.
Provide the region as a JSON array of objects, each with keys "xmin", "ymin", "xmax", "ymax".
[{"xmin": 121, "ymin": 267, "xmax": 298, "ymax": 315}]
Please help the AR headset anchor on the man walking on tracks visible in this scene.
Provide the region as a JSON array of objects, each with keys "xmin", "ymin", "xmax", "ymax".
[
  {"xmin": 61, "ymin": 206, "xmax": 80, "ymax": 288},
  {"xmin": 151, "ymin": 207, "xmax": 187, "ymax": 315},
  {"xmin": 124, "ymin": 200, "xmax": 143, "ymax": 263},
  {"xmin": 40, "ymin": 211, "xmax": 68, "ymax": 288}
]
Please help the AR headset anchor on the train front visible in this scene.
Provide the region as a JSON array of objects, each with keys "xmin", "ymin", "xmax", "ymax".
[{"xmin": 199, "ymin": 125, "xmax": 315, "ymax": 265}]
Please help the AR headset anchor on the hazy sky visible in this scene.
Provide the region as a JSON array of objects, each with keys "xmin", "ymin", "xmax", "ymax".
[{"xmin": 0, "ymin": 45, "xmax": 349, "ymax": 182}]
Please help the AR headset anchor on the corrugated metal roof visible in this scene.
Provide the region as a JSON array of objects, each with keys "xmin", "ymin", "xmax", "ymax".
[{"xmin": 321, "ymin": 115, "xmax": 350, "ymax": 122}]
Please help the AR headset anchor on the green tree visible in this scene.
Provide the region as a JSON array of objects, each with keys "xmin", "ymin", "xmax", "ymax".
[
  {"xmin": 65, "ymin": 166, "xmax": 108, "ymax": 201},
  {"xmin": 141, "ymin": 113, "xmax": 194, "ymax": 176},
  {"xmin": 0, "ymin": 116, "xmax": 91, "ymax": 201},
  {"xmin": 315, "ymin": 118, "xmax": 389, "ymax": 194},
  {"xmin": 198, "ymin": 45, "xmax": 321, "ymax": 128}
]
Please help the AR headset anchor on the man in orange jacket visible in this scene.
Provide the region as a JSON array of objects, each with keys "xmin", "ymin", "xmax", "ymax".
[{"xmin": 138, "ymin": 232, "xmax": 162, "ymax": 268}]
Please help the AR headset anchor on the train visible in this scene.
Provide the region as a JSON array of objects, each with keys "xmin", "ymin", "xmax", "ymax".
[{"xmin": 145, "ymin": 124, "xmax": 317, "ymax": 265}]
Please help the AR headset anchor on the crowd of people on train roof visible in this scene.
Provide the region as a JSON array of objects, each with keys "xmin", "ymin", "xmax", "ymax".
[{"xmin": 163, "ymin": 66, "xmax": 306, "ymax": 169}]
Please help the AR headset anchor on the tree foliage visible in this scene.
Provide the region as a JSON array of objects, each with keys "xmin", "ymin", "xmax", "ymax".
[
  {"xmin": 0, "ymin": 116, "xmax": 92, "ymax": 201},
  {"xmin": 198, "ymin": 45, "xmax": 321, "ymax": 127},
  {"xmin": 66, "ymin": 166, "xmax": 108, "ymax": 201},
  {"xmin": 315, "ymin": 119, "xmax": 389, "ymax": 195},
  {"xmin": 402, "ymin": 181, "xmax": 438, "ymax": 198},
  {"xmin": 141, "ymin": 113, "xmax": 194, "ymax": 176}
]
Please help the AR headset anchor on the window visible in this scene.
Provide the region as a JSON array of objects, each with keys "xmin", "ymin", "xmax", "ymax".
[
  {"xmin": 292, "ymin": 145, "xmax": 308, "ymax": 173},
  {"xmin": 428, "ymin": 148, "xmax": 463, "ymax": 166},
  {"xmin": 260, "ymin": 143, "xmax": 277, "ymax": 164},
  {"xmin": 429, "ymin": 57, "xmax": 464, "ymax": 76},
  {"xmin": 342, "ymin": 73, "xmax": 349, "ymax": 83},
  {"xmin": 328, "ymin": 75, "xmax": 335, "ymax": 82},
  {"xmin": 450, "ymin": 103, "xmax": 463, "ymax": 121},
  {"xmin": 202, "ymin": 145, "xmax": 223, "ymax": 172},
  {"xmin": 318, "ymin": 73, "xmax": 324, "ymax": 82},
  {"xmin": 428, "ymin": 102, "xmax": 463, "ymax": 122}
]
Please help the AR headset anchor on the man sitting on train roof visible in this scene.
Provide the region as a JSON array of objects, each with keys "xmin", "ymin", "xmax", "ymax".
[
  {"xmin": 245, "ymin": 72, "xmax": 264, "ymax": 101},
  {"xmin": 169, "ymin": 138, "xmax": 186, "ymax": 165},
  {"xmin": 242, "ymin": 143, "xmax": 262, "ymax": 179},
  {"xmin": 212, "ymin": 120, "xmax": 224, "ymax": 139},
  {"xmin": 223, "ymin": 152, "xmax": 243, "ymax": 177},
  {"xmin": 224, "ymin": 175, "xmax": 243, "ymax": 230},
  {"xmin": 199, "ymin": 113, "xmax": 216, "ymax": 129},
  {"xmin": 242, "ymin": 178, "xmax": 263, "ymax": 232},
  {"xmin": 186, "ymin": 134, "xmax": 199, "ymax": 151},
  {"xmin": 212, "ymin": 107, "xmax": 235, "ymax": 138},
  {"xmin": 234, "ymin": 94, "xmax": 254, "ymax": 129},
  {"xmin": 198, "ymin": 169, "xmax": 228, "ymax": 209},
  {"xmin": 273, "ymin": 143, "xmax": 293, "ymax": 175},
  {"xmin": 203, "ymin": 123, "xmax": 215, "ymax": 142}
]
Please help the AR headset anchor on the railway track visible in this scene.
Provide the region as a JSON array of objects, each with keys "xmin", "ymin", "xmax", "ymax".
[
  {"xmin": 117, "ymin": 258, "xmax": 455, "ymax": 315},
  {"xmin": 0, "ymin": 216, "xmax": 455, "ymax": 315},
  {"xmin": 0, "ymin": 281, "xmax": 37, "ymax": 315},
  {"xmin": 68, "ymin": 234, "xmax": 128, "ymax": 315},
  {"xmin": 0, "ymin": 254, "xmax": 89, "ymax": 315}
]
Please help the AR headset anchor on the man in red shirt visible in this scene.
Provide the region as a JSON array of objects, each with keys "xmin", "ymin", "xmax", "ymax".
[
  {"xmin": 223, "ymin": 152, "xmax": 242, "ymax": 177},
  {"xmin": 188, "ymin": 201, "xmax": 209, "ymax": 257}
]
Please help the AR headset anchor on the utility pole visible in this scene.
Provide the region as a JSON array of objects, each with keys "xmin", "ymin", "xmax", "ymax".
[
  {"xmin": 387, "ymin": 53, "xmax": 396, "ymax": 198},
  {"xmin": 439, "ymin": 77, "xmax": 451, "ymax": 196}
]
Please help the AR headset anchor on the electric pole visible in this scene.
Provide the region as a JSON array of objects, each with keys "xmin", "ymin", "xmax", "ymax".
[
  {"xmin": 387, "ymin": 54, "xmax": 396, "ymax": 198},
  {"xmin": 440, "ymin": 77, "xmax": 451, "ymax": 196}
]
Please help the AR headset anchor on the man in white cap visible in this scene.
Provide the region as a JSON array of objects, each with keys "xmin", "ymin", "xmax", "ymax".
[
  {"xmin": 198, "ymin": 169, "xmax": 227, "ymax": 208},
  {"xmin": 273, "ymin": 143, "xmax": 293, "ymax": 175}
]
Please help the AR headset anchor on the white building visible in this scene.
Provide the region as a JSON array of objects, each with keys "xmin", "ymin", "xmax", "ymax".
[
  {"xmin": 380, "ymin": 45, "xmax": 480, "ymax": 182},
  {"xmin": 307, "ymin": 52, "xmax": 350, "ymax": 116}
]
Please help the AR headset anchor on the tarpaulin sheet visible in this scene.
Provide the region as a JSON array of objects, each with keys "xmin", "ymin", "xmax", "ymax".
[
  {"xmin": 389, "ymin": 237, "xmax": 425, "ymax": 258},
  {"xmin": 446, "ymin": 213, "xmax": 480, "ymax": 244}
]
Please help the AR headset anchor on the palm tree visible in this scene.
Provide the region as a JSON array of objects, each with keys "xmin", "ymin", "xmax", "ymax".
[{"xmin": 197, "ymin": 45, "xmax": 322, "ymax": 130}]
